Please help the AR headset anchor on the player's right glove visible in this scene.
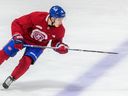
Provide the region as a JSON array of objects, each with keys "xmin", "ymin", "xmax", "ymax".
[{"xmin": 13, "ymin": 34, "xmax": 24, "ymax": 50}]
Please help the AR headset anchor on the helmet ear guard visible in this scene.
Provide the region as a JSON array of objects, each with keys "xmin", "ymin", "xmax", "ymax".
[{"xmin": 49, "ymin": 5, "xmax": 66, "ymax": 18}]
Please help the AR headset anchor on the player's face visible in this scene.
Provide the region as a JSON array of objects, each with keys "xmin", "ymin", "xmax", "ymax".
[
  {"xmin": 48, "ymin": 17, "xmax": 64, "ymax": 27},
  {"xmin": 54, "ymin": 18, "xmax": 63, "ymax": 27},
  {"xmin": 49, "ymin": 17, "xmax": 63, "ymax": 27}
]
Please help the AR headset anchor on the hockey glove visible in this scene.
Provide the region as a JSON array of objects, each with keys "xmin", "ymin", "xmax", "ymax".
[
  {"xmin": 13, "ymin": 34, "xmax": 24, "ymax": 50},
  {"xmin": 55, "ymin": 43, "xmax": 69, "ymax": 54}
]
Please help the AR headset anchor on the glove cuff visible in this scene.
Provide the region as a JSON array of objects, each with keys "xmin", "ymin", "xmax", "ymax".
[
  {"xmin": 13, "ymin": 34, "xmax": 24, "ymax": 44},
  {"xmin": 56, "ymin": 42, "xmax": 68, "ymax": 48},
  {"xmin": 13, "ymin": 34, "xmax": 23, "ymax": 39}
]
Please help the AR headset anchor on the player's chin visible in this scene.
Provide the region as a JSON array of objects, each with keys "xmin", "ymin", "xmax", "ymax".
[
  {"xmin": 54, "ymin": 23, "xmax": 62, "ymax": 27},
  {"xmin": 54, "ymin": 25, "xmax": 61, "ymax": 27}
]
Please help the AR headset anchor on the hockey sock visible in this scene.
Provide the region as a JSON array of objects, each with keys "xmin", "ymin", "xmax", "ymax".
[
  {"xmin": 0, "ymin": 50, "xmax": 9, "ymax": 65},
  {"xmin": 11, "ymin": 56, "xmax": 32, "ymax": 80}
]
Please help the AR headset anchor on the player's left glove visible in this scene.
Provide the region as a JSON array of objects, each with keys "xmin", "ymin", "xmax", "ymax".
[
  {"xmin": 13, "ymin": 34, "xmax": 24, "ymax": 50},
  {"xmin": 55, "ymin": 43, "xmax": 69, "ymax": 54}
]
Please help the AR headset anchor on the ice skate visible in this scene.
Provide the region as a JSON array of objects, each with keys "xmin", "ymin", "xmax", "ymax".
[{"xmin": 2, "ymin": 76, "xmax": 15, "ymax": 89}]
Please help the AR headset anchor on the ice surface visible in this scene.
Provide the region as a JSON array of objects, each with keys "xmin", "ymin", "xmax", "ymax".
[{"xmin": 0, "ymin": 0, "xmax": 128, "ymax": 96}]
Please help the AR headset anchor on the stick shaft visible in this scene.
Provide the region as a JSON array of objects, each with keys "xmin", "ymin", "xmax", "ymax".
[{"xmin": 23, "ymin": 44, "xmax": 118, "ymax": 54}]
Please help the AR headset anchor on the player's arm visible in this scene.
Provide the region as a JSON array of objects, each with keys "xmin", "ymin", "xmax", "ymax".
[
  {"xmin": 11, "ymin": 14, "xmax": 33, "ymax": 36},
  {"xmin": 51, "ymin": 26, "xmax": 69, "ymax": 54},
  {"xmin": 11, "ymin": 13, "xmax": 33, "ymax": 50},
  {"xmin": 51, "ymin": 37, "xmax": 69, "ymax": 54},
  {"xmin": 11, "ymin": 12, "xmax": 45, "ymax": 36}
]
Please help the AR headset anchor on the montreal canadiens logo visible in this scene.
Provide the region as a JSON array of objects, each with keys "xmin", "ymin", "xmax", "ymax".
[{"xmin": 31, "ymin": 29, "xmax": 48, "ymax": 42}]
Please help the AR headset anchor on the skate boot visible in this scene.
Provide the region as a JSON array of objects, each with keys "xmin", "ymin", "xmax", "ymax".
[{"xmin": 2, "ymin": 76, "xmax": 15, "ymax": 89}]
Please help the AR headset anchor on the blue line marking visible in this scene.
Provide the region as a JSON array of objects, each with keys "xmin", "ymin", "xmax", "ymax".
[{"xmin": 56, "ymin": 41, "xmax": 128, "ymax": 96}]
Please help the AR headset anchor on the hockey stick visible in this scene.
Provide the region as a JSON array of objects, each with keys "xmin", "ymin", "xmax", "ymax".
[{"xmin": 23, "ymin": 44, "xmax": 118, "ymax": 54}]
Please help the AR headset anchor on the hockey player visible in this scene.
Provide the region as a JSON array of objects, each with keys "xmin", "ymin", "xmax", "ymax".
[{"xmin": 0, "ymin": 5, "xmax": 69, "ymax": 89}]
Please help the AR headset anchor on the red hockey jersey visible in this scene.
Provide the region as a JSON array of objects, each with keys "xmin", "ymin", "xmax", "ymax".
[{"xmin": 11, "ymin": 12, "xmax": 65, "ymax": 47}]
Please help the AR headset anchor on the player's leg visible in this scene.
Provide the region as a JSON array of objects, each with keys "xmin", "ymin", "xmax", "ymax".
[
  {"xmin": 11, "ymin": 55, "xmax": 32, "ymax": 80},
  {"xmin": 0, "ymin": 39, "xmax": 19, "ymax": 65},
  {"xmin": 2, "ymin": 55, "xmax": 32, "ymax": 89},
  {"xmin": 2, "ymin": 47, "xmax": 43, "ymax": 89},
  {"xmin": 0, "ymin": 50, "xmax": 9, "ymax": 64}
]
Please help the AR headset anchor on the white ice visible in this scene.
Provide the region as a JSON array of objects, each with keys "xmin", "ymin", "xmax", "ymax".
[{"xmin": 0, "ymin": 0, "xmax": 128, "ymax": 96}]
